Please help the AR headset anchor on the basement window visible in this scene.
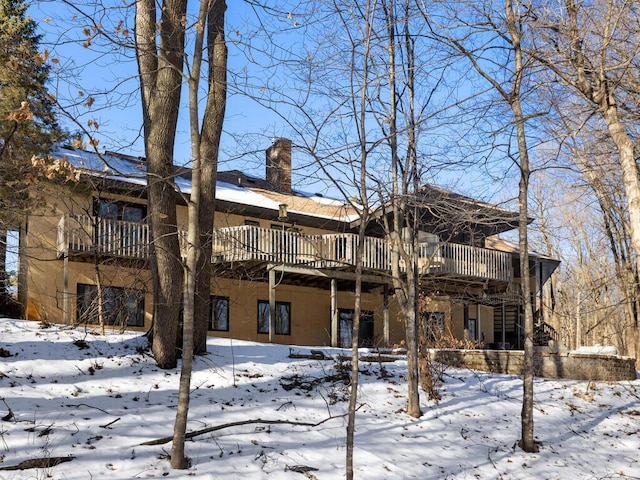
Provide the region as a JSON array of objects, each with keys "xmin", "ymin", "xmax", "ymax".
[
  {"xmin": 257, "ymin": 300, "xmax": 291, "ymax": 335},
  {"xmin": 420, "ymin": 311, "xmax": 445, "ymax": 341},
  {"xmin": 76, "ymin": 283, "xmax": 144, "ymax": 327},
  {"xmin": 337, "ymin": 309, "xmax": 374, "ymax": 348},
  {"xmin": 209, "ymin": 296, "xmax": 229, "ymax": 331}
]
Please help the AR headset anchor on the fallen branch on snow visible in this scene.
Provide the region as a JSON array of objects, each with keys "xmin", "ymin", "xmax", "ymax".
[
  {"xmin": 0, "ymin": 456, "xmax": 75, "ymax": 471},
  {"xmin": 140, "ymin": 414, "xmax": 347, "ymax": 446}
]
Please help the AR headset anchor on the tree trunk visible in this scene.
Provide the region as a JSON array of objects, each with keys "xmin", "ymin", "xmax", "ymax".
[
  {"xmin": 172, "ymin": 0, "xmax": 226, "ymax": 467},
  {"xmin": 504, "ymin": 0, "xmax": 538, "ymax": 454},
  {"xmin": 382, "ymin": 0, "xmax": 422, "ymax": 418},
  {"xmin": 135, "ymin": 0, "xmax": 187, "ymax": 369},
  {"xmin": 603, "ymin": 111, "xmax": 640, "ymax": 256},
  {"xmin": 0, "ymin": 229, "xmax": 7, "ymax": 313},
  {"xmin": 345, "ymin": 240, "xmax": 362, "ymax": 480},
  {"xmin": 404, "ymin": 269, "xmax": 422, "ymax": 417},
  {"xmin": 518, "ymin": 171, "xmax": 537, "ymax": 453},
  {"xmin": 193, "ymin": 0, "xmax": 227, "ymax": 355}
]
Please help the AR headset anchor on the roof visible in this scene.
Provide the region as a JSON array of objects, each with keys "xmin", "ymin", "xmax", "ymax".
[
  {"xmin": 365, "ymin": 183, "xmax": 524, "ymax": 236},
  {"xmin": 53, "ymin": 147, "xmax": 526, "ymax": 236},
  {"xmin": 416, "ymin": 184, "xmax": 522, "ymax": 219},
  {"xmin": 485, "ymin": 236, "xmax": 558, "ymax": 262},
  {"xmin": 486, "ymin": 236, "xmax": 561, "ymax": 282},
  {"xmin": 53, "ymin": 146, "xmax": 360, "ymax": 224}
]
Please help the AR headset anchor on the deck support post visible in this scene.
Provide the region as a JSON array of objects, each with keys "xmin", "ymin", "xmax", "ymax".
[
  {"xmin": 331, "ymin": 278, "xmax": 338, "ymax": 347},
  {"xmin": 383, "ymin": 287, "xmax": 390, "ymax": 346},
  {"xmin": 269, "ymin": 268, "xmax": 276, "ymax": 343},
  {"xmin": 63, "ymin": 253, "xmax": 69, "ymax": 324},
  {"xmin": 501, "ymin": 302, "xmax": 506, "ymax": 347}
]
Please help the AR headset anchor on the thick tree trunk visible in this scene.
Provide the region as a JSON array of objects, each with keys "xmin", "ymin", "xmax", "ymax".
[
  {"xmin": 135, "ymin": 0, "xmax": 187, "ymax": 369},
  {"xmin": 602, "ymin": 106, "xmax": 640, "ymax": 295},
  {"xmin": 148, "ymin": 178, "xmax": 183, "ymax": 369}
]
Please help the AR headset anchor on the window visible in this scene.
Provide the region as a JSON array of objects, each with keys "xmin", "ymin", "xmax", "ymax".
[
  {"xmin": 243, "ymin": 220, "xmax": 260, "ymax": 254},
  {"xmin": 93, "ymin": 199, "xmax": 147, "ymax": 256},
  {"xmin": 257, "ymin": 300, "xmax": 291, "ymax": 335},
  {"xmin": 209, "ymin": 296, "xmax": 229, "ymax": 331},
  {"xmin": 420, "ymin": 311, "xmax": 445, "ymax": 341},
  {"xmin": 76, "ymin": 283, "xmax": 144, "ymax": 327},
  {"xmin": 337, "ymin": 309, "xmax": 374, "ymax": 348},
  {"xmin": 94, "ymin": 198, "xmax": 146, "ymax": 222},
  {"xmin": 467, "ymin": 318, "xmax": 477, "ymax": 341}
]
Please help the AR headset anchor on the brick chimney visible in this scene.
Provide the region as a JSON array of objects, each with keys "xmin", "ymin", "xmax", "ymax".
[{"xmin": 266, "ymin": 138, "xmax": 292, "ymax": 193}]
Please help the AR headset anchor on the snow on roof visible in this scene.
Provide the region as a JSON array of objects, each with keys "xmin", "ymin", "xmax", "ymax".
[{"xmin": 53, "ymin": 147, "xmax": 358, "ymax": 223}]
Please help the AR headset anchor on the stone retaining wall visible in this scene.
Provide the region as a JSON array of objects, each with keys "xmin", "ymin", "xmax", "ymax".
[{"xmin": 430, "ymin": 349, "xmax": 637, "ymax": 381}]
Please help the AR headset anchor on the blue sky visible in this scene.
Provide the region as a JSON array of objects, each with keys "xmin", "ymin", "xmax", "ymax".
[
  {"xmin": 30, "ymin": 1, "xmax": 288, "ymax": 175},
  {"xmin": 27, "ymin": 1, "xmax": 522, "ymax": 205}
]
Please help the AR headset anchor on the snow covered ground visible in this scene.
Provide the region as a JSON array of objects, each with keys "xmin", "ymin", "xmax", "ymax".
[{"xmin": 0, "ymin": 318, "xmax": 638, "ymax": 479}]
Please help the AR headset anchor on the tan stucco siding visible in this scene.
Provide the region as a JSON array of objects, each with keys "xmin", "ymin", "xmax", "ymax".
[
  {"xmin": 422, "ymin": 296, "xmax": 495, "ymax": 345},
  {"xmin": 23, "ymin": 185, "xmax": 509, "ymax": 348},
  {"xmin": 209, "ymin": 277, "xmax": 400, "ymax": 347}
]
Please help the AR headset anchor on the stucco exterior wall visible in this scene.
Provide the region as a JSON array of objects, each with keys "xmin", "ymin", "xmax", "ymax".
[
  {"xmin": 22, "ymin": 187, "xmax": 506, "ymax": 348},
  {"xmin": 210, "ymin": 277, "xmax": 404, "ymax": 346},
  {"xmin": 22, "ymin": 189, "xmax": 408, "ymax": 345}
]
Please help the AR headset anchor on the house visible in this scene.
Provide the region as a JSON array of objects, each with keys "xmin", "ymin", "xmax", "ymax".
[{"xmin": 17, "ymin": 139, "xmax": 559, "ymax": 349}]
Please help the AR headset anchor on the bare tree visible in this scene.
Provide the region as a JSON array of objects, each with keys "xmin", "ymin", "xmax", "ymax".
[
  {"xmin": 135, "ymin": 0, "xmax": 186, "ymax": 369},
  {"xmin": 377, "ymin": 0, "xmax": 423, "ymax": 416},
  {"xmin": 172, "ymin": 0, "xmax": 227, "ymax": 468},
  {"xmin": 525, "ymin": 0, "xmax": 640, "ymax": 363},
  {"xmin": 530, "ymin": 0, "xmax": 640, "ymax": 281},
  {"xmin": 423, "ymin": 0, "xmax": 541, "ymax": 452},
  {"xmin": 530, "ymin": 136, "xmax": 639, "ymax": 361},
  {"xmin": 235, "ymin": 0, "xmax": 457, "ymax": 421}
]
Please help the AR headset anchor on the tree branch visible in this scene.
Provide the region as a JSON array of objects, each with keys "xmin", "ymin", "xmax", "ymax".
[{"xmin": 140, "ymin": 414, "xmax": 347, "ymax": 446}]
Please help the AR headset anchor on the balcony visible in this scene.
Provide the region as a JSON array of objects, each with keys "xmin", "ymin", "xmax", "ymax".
[
  {"xmin": 58, "ymin": 215, "xmax": 513, "ymax": 282},
  {"xmin": 57, "ymin": 214, "xmax": 149, "ymax": 259},
  {"xmin": 209, "ymin": 226, "xmax": 513, "ymax": 282}
]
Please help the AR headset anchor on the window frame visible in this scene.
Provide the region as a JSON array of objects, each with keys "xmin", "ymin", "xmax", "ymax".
[
  {"xmin": 336, "ymin": 308, "xmax": 374, "ymax": 348},
  {"xmin": 76, "ymin": 283, "xmax": 144, "ymax": 327},
  {"xmin": 93, "ymin": 198, "xmax": 147, "ymax": 223},
  {"xmin": 257, "ymin": 300, "xmax": 291, "ymax": 335},
  {"xmin": 209, "ymin": 295, "xmax": 230, "ymax": 332}
]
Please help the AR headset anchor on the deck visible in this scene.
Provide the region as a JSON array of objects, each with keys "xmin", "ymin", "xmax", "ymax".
[{"xmin": 57, "ymin": 215, "xmax": 513, "ymax": 282}]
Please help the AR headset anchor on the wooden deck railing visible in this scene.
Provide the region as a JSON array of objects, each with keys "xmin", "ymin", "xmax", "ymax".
[
  {"xmin": 58, "ymin": 216, "xmax": 512, "ymax": 281},
  {"xmin": 212, "ymin": 226, "xmax": 510, "ymax": 281},
  {"xmin": 420, "ymin": 242, "xmax": 512, "ymax": 281},
  {"xmin": 57, "ymin": 214, "xmax": 150, "ymax": 259}
]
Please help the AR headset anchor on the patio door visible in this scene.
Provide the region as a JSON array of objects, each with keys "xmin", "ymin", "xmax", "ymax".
[{"xmin": 337, "ymin": 309, "xmax": 374, "ymax": 348}]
